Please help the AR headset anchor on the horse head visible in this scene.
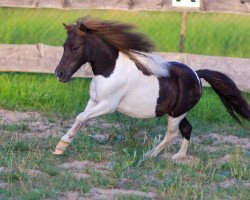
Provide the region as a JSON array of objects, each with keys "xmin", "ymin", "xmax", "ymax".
[{"xmin": 55, "ymin": 23, "xmax": 91, "ymax": 82}]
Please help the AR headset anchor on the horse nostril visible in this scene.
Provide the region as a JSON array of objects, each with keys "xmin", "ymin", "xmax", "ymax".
[{"xmin": 58, "ymin": 71, "xmax": 64, "ymax": 78}]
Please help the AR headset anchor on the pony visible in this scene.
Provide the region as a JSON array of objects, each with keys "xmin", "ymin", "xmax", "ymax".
[{"xmin": 53, "ymin": 17, "xmax": 250, "ymax": 160}]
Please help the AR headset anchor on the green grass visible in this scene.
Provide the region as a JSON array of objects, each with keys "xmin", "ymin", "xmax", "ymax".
[
  {"xmin": 0, "ymin": 72, "xmax": 249, "ymax": 126},
  {"xmin": 186, "ymin": 13, "xmax": 250, "ymax": 58},
  {"xmin": 0, "ymin": 127, "xmax": 249, "ymax": 199},
  {"xmin": 0, "ymin": 7, "xmax": 250, "ymax": 58},
  {"xmin": 0, "ymin": 124, "xmax": 29, "ymax": 132},
  {"xmin": 0, "ymin": 72, "xmax": 249, "ymax": 199},
  {"xmin": 0, "ymin": 72, "xmax": 90, "ymax": 116}
]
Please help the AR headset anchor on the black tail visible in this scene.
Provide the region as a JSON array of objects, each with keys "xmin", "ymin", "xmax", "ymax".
[{"xmin": 196, "ymin": 69, "xmax": 250, "ymax": 125}]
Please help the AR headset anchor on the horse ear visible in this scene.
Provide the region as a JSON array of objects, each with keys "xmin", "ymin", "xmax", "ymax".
[
  {"xmin": 79, "ymin": 23, "xmax": 90, "ymax": 33},
  {"xmin": 63, "ymin": 23, "xmax": 74, "ymax": 34}
]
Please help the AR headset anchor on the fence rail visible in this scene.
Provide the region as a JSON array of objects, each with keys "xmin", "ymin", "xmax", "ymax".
[
  {"xmin": 0, "ymin": 0, "xmax": 249, "ymax": 14},
  {"xmin": 0, "ymin": 44, "xmax": 249, "ymax": 92}
]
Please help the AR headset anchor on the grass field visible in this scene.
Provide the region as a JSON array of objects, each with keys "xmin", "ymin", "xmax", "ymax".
[
  {"xmin": 0, "ymin": 75, "xmax": 250, "ymax": 199},
  {"xmin": 0, "ymin": 73, "xmax": 249, "ymax": 199},
  {"xmin": 0, "ymin": 7, "xmax": 250, "ymax": 58},
  {"xmin": 0, "ymin": 114, "xmax": 249, "ymax": 199}
]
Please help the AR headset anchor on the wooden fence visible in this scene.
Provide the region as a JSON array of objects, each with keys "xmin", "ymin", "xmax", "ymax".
[
  {"xmin": 0, "ymin": 44, "xmax": 249, "ymax": 92},
  {"xmin": 0, "ymin": 0, "xmax": 249, "ymax": 14}
]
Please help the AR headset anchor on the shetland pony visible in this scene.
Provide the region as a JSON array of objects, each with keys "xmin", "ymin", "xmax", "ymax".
[{"xmin": 54, "ymin": 17, "xmax": 250, "ymax": 160}]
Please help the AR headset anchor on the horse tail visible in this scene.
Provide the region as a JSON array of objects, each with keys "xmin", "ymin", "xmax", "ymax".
[{"xmin": 196, "ymin": 69, "xmax": 250, "ymax": 125}]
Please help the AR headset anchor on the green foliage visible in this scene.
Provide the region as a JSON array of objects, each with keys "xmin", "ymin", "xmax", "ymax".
[{"xmin": 0, "ymin": 7, "xmax": 249, "ymax": 57}]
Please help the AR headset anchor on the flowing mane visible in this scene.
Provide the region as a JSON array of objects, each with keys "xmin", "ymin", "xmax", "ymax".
[
  {"xmin": 74, "ymin": 17, "xmax": 163, "ymax": 76},
  {"xmin": 64, "ymin": 17, "xmax": 167, "ymax": 76},
  {"xmin": 76, "ymin": 17, "xmax": 155, "ymax": 55}
]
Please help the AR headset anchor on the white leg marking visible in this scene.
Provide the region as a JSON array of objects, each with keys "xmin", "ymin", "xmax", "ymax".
[
  {"xmin": 172, "ymin": 138, "xmax": 189, "ymax": 160},
  {"xmin": 144, "ymin": 113, "xmax": 186, "ymax": 158},
  {"xmin": 61, "ymin": 99, "xmax": 96, "ymax": 143}
]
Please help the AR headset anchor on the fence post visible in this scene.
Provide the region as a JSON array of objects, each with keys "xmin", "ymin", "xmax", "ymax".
[{"xmin": 180, "ymin": 11, "xmax": 187, "ymax": 53}]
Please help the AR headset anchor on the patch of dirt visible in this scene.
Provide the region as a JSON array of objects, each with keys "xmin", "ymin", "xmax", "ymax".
[
  {"xmin": 207, "ymin": 179, "xmax": 250, "ymax": 190},
  {"xmin": 0, "ymin": 109, "xmax": 117, "ymax": 140},
  {"xmin": 88, "ymin": 133, "xmax": 111, "ymax": 143},
  {"xmin": 0, "ymin": 181, "xmax": 8, "ymax": 188},
  {"xmin": 219, "ymin": 179, "xmax": 236, "ymax": 188},
  {"xmin": 214, "ymin": 154, "xmax": 232, "ymax": 165},
  {"xmin": 72, "ymin": 172, "xmax": 91, "ymax": 180},
  {"xmin": 81, "ymin": 188, "xmax": 158, "ymax": 200},
  {"xmin": 202, "ymin": 145, "xmax": 231, "ymax": 153},
  {"xmin": 116, "ymin": 178, "xmax": 133, "ymax": 188},
  {"xmin": 0, "ymin": 166, "xmax": 6, "ymax": 172},
  {"xmin": 160, "ymin": 152, "xmax": 201, "ymax": 165},
  {"xmin": 205, "ymin": 133, "xmax": 250, "ymax": 150},
  {"xmin": 65, "ymin": 192, "xmax": 79, "ymax": 200},
  {"xmin": 60, "ymin": 160, "xmax": 110, "ymax": 171},
  {"xmin": 0, "ymin": 109, "xmax": 40, "ymax": 124},
  {"xmin": 0, "ymin": 166, "xmax": 47, "ymax": 178},
  {"xmin": 27, "ymin": 169, "xmax": 46, "ymax": 177},
  {"xmin": 60, "ymin": 160, "xmax": 112, "ymax": 178},
  {"xmin": 61, "ymin": 188, "xmax": 158, "ymax": 200},
  {"xmin": 0, "ymin": 109, "xmax": 62, "ymax": 138},
  {"xmin": 244, "ymin": 182, "xmax": 250, "ymax": 189},
  {"xmin": 173, "ymin": 155, "xmax": 201, "ymax": 165}
]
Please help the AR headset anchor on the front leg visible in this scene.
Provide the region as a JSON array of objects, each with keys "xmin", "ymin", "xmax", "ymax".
[{"xmin": 53, "ymin": 99, "xmax": 116, "ymax": 155}]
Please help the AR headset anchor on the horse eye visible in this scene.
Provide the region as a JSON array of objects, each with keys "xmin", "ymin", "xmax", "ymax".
[{"xmin": 72, "ymin": 46, "xmax": 80, "ymax": 51}]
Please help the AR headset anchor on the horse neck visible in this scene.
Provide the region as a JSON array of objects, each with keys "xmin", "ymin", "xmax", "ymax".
[{"xmin": 88, "ymin": 35, "xmax": 119, "ymax": 77}]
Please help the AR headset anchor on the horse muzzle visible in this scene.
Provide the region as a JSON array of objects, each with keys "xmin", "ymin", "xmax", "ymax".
[{"xmin": 55, "ymin": 69, "xmax": 71, "ymax": 83}]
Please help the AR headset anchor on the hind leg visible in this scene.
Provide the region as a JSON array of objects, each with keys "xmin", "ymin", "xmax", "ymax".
[
  {"xmin": 172, "ymin": 117, "xmax": 192, "ymax": 160},
  {"xmin": 144, "ymin": 113, "xmax": 186, "ymax": 158}
]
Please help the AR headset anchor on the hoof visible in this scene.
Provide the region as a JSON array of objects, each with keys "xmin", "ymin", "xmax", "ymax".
[
  {"xmin": 53, "ymin": 140, "xmax": 70, "ymax": 155},
  {"xmin": 53, "ymin": 148, "xmax": 64, "ymax": 155},
  {"xmin": 172, "ymin": 153, "xmax": 186, "ymax": 160}
]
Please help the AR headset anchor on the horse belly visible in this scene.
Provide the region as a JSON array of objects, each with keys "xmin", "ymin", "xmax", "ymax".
[{"xmin": 117, "ymin": 78, "xmax": 159, "ymax": 118}]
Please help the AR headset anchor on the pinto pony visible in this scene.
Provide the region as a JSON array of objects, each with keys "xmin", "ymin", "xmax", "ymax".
[{"xmin": 54, "ymin": 17, "xmax": 250, "ymax": 160}]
